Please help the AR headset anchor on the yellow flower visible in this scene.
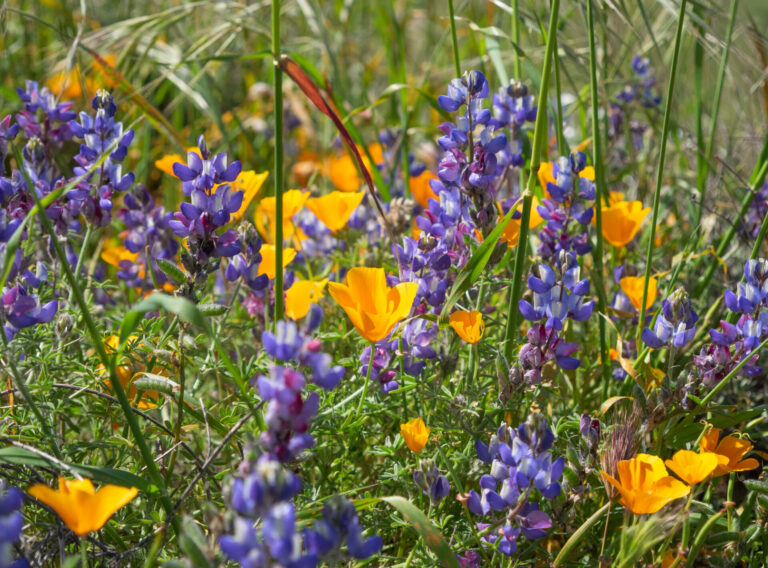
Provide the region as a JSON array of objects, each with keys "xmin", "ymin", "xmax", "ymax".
[
  {"xmin": 599, "ymin": 200, "xmax": 651, "ymax": 247},
  {"xmin": 154, "ymin": 148, "xmax": 198, "ymax": 177},
  {"xmin": 99, "ymin": 335, "xmax": 163, "ymax": 409},
  {"xmin": 305, "ymin": 191, "xmax": 364, "ymax": 232},
  {"xmin": 601, "ymin": 454, "xmax": 690, "ymax": 514},
  {"xmin": 449, "ymin": 310, "xmax": 485, "ymax": 344},
  {"xmin": 327, "ymin": 267, "xmax": 418, "ymax": 343},
  {"xmin": 409, "ymin": 171, "xmax": 439, "ymax": 208},
  {"xmin": 664, "ymin": 449, "xmax": 719, "ymax": 485},
  {"xmin": 498, "ymin": 198, "xmax": 544, "ymax": 248},
  {"xmin": 608, "ymin": 191, "xmax": 626, "ymax": 205},
  {"xmin": 619, "ymin": 276, "xmax": 657, "ymax": 312},
  {"xmin": 46, "ymin": 68, "xmax": 84, "ymax": 99},
  {"xmin": 400, "ymin": 417, "xmax": 430, "ymax": 453},
  {"xmin": 257, "ymin": 245, "xmax": 297, "ymax": 280},
  {"xmin": 28, "ymin": 477, "xmax": 138, "ymax": 536},
  {"xmin": 254, "ymin": 190, "xmax": 309, "ymax": 243},
  {"xmin": 230, "ymin": 170, "xmax": 269, "ymax": 222},
  {"xmin": 700, "ymin": 428, "xmax": 759, "ymax": 476},
  {"xmin": 285, "ymin": 279, "xmax": 328, "ymax": 320},
  {"xmin": 326, "ymin": 144, "xmax": 384, "ymax": 192},
  {"xmin": 101, "ymin": 243, "xmax": 138, "ymax": 267}
]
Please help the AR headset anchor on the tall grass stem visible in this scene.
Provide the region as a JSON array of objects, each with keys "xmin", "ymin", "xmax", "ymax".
[
  {"xmin": 586, "ymin": 0, "xmax": 611, "ymax": 391},
  {"xmin": 272, "ymin": 0, "xmax": 284, "ymax": 322},
  {"xmin": 636, "ymin": 0, "xmax": 688, "ymax": 346},
  {"xmin": 503, "ymin": 0, "xmax": 561, "ymax": 361}
]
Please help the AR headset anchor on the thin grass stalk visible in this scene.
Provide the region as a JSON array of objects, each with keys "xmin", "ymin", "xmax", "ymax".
[
  {"xmin": 512, "ymin": 0, "xmax": 520, "ymax": 78},
  {"xmin": 503, "ymin": 0, "xmax": 561, "ymax": 361},
  {"xmin": 553, "ymin": 33, "xmax": 566, "ymax": 156},
  {"xmin": 586, "ymin": 0, "xmax": 611, "ymax": 392},
  {"xmin": 693, "ymin": 4, "xmax": 705, "ymax": 228},
  {"xmin": 636, "ymin": 0, "xmax": 688, "ymax": 347},
  {"xmin": 448, "ymin": 0, "xmax": 461, "ymax": 78},
  {"xmin": 696, "ymin": 0, "xmax": 738, "ymax": 229},
  {"xmin": 272, "ymin": 0, "xmax": 284, "ymax": 323},
  {"xmin": 12, "ymin": 146, "xmax": 178, "ymax": 533},
  {"xmin": 393, "ymin": 1, "xmax": 411, "ymax": 198}
]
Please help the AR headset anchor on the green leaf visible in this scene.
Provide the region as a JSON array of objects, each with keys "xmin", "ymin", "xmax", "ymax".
[
  {"xmin": 0, "ymin": 447, "xmax": 151, "ymax": 492},
  {"xmin": 744, "ymin": 479, "xmax": 768, "ymax": 495},
  {"xmin": 380, "ymin": 496, "xmax": 460, "ymax": 568},
  {"xmin": 554, "ymin": 502, "xmax": 611, "ymax": 566},
  {"xmin": 155, "ymin": 258, "xmax": 188, "ymax": 284},
  {"xmin": 178, "ymin": 516, "xmax": 214, "ymax": 568},
  {"xmin": 197, "ymin": 303, "xmax": 229, "ymax": 316},
  {"xmin": 120, "ymin": 293, "xmax": 209, "ymax": 346}
]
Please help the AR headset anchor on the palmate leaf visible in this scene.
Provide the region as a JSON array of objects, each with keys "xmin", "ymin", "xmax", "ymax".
[{"xmin": 380, "ymin": 496, "xmax": 460, "ymax": 568}]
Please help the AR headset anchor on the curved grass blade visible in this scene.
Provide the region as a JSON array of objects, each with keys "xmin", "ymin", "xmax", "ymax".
[{"xmin": 380, "ymin": 496, "xmax": 461, "ymax": 568}]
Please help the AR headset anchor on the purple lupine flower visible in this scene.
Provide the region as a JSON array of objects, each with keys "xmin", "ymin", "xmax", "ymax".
[
  {"xmin": 688, "ymin": 258, "xmax": 768, "ymax": 389},
  {"xmin": 169, "ymin": 184, "xmax": 242, "ymax": 260},
  {"xmin": 15, "ymin": 80, "xmax": 75, "ymax": 145},
  {"xmin": 463, "ymin": 415, "xmax": 561, "ymax": 557},
  {"xmin": 641, "ymin": 288, "xmax": 698, "ymax": 349},
  {"xmin": 225, "ymin": 234, "xmax": 269, "ymax": 292},
  {"xmin": 67, "ymin": 90, "xmax": 134, "ymax": 226},
  {"xmin": 115, "ymin": 184, "xmax": 179, "ymax": 290},
  {"xmin": 221, "ymin": 505, "xmax": 317, "ymax": 568},
  {"xmin": 457, "ymin": 551, "xmax": 482, "ymax": 568},
  {"xmin": 537, "ymin": 153, "xmax": 595, "ymax": 260},
  {"xmin": 740, "ymin": 182, "xmax": 768, "ymax": 241},
  {"xmin": 173, "ymin": 134, "xmax": 241, "ymax": 196},
  {"xmin": 0, "ymin": 481, "xmax": 27, "ymax": 568},
  {"xmin": 519, "ymin": 251, "xmax": 594, "ymax": 331},
  {"xmin": 1, "ymin": 284, "xmax": 57, "ymax": 341},
  {"xmin": 305, "ymin": 496, "xmax": 382, "ymax": 561},
  {"xmin": 514, "ymin": 251, "xmax": 592, "ymax": 381},
  {"xmin": 262, "ymin": 319, "xmax": 344, "ymax": 391},
  {"xmin": 413, "ymin": 459, "xmax": 450, "ymax": 506},
  {"xmin": 255, "ymin": 315, "xmax": 344, "ymax": 461},
  {"xmin": 230, "ymin": 455, "xmax": 302, "ymax": 518},
  {"xmin": 256, "ymin": 365, "xmax": 318, "ymax": 462},
  {"xmin": 0, "ymin": 115, "xmax": 19, "ymax": 174}
]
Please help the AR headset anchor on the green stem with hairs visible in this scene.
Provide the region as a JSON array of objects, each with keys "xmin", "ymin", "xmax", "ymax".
[
  {"xmin": 503, "ymin": 0, "xmax": 561, "ymax": 361},
  {"xmin": 636, "ymin": 0, "xmax": 688, "ymax": 347},
  {"xmin": 272, "ymin": 0, "xmax": 284, "ymax": 323}
]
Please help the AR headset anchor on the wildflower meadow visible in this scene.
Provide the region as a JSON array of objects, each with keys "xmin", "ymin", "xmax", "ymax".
[{"xmin": 3, "ymin": 0, "xmax": 768, "ymax": 566}]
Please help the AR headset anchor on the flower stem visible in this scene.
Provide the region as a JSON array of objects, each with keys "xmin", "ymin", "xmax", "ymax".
[
  {"xmin": 503, "ymin": 0, "xmax": 561, "ymax": 362},
  {"xmin": 636, "ymin": 0, "xmax": 688, "ymax": 347},
  {"xmin": 447, "ymin": 0, "xmax": 461, "ymax": 78},
  {"xmin": 80, "ymin": 537, "xmax": 88, "ymax": 567},
  {"xmin": 165, "ymin": 323, "xmax": 188, "ymax": 483},
  {"xmin": 272, "ymin": 0, "xmax": 284, "ymax": 323},
  {"xmin": 353, "ymin": 344, "xmax": 375, "ymax": 423}
]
